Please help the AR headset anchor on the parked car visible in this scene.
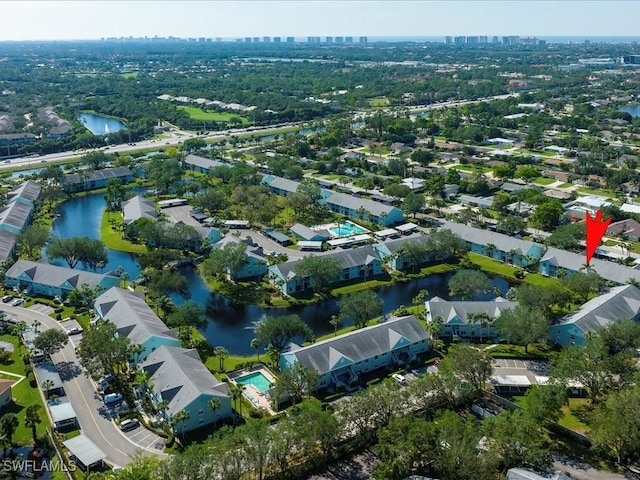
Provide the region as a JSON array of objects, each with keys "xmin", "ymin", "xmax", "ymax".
[
  {"xmin": 67, "ymin": 326, "xmax": 83, "ymax": 335},
  {"xmin": 104, "ymin": 393, "xmax": 123, "ymax": 405},
  {"xmin": 1, "ymin": 295, "xmax": 13, "ymax": 303},
  {"xmin": 11, "ymin": 298, "xmax": 25, "ymax": 307},
  {"xmin": 392, "ymin": 373, "xmax": 406, "ymax": 384},
  {"xmin": 119, "ymin": 418, "xmax": 140, "ymax": 432}
]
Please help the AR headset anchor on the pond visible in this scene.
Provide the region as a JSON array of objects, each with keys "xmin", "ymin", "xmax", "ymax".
[
  {"xmin": 53, "ymin": 191, "xmax": 512, "ymax": 355},
  {"xmin": 78, "ymin": 112, "xmax": 126, "ymax": 135},
  {"xmin": 620, "ymin": 104, "xmax": 640, "ymax": 118}
]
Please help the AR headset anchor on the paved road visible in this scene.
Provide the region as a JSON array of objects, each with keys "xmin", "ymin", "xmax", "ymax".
[{"xmin": 0, "ymin": 304, "xmax": 167, "ymax": 468}]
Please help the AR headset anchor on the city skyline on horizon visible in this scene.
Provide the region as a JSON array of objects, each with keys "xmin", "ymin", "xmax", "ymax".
[{"xmin": 1, "ymin": 1, "xmax": 639, "ymax": 42}]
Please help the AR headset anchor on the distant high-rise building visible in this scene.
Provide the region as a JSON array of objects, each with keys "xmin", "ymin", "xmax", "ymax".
[
  {"xmin": 253, "ymin": 37, "xmax": 260, "ymax": 43},
  {"xmin": 244, "ymin": 37, "xmax": 251, "ymax": 43},
  {"xmin": 307, "ymin": 36, "xmax": 321, "ymax": 44},
  {"xmin": 335, "ymin": 36, "xmax": 344, "ymax": 43},
  {"xmin": 445, "ymin": 36, "xmax": 453, "ymax": 44},
  {"xmin": 502, "ymin": 36, "xmax": 520, "ymax": 45},
  {"xmin": 286, "ymin": 36, "xmax": 295, "ymax": 43},
  {"xmin": 454, "ymin": 36, "xmax": 465, "ymax": 45},
  {"xmin": 274, "ymin": 37, "xmax": 281, "ymax": 43},
  {"xmin": 466, "ymin": 36, "xmax": 478, "ymax": 44},
  {"xmin": 216, "ymin": 37, "xmax": 222, "ymax": 42},
  {"xmin": 492, "ymin": 36, "xmax": 499, "ymax": 43},
  {"xmin": 325, "ymin": 36, "xmax": 333, "ymax": 43},
  {"xmin": 479, "ymin": 36, "xmax": 488, "ymax": 44},
  {"xmin": 359, "ymin": 36, "xmax": 368, "ymax": 44},
  {"xmin": 345, "ymin": 36, "xmax": 353, "ymax": 43},
  {"xmin": 623, "ymin": 54, "xmax": 640, "ymax": 65},
  {"xmin": 263, "ymin": 36, "xmax": 271, "ymax": 43}
]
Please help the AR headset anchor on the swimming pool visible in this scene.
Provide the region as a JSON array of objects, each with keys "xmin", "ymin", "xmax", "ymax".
[
  {"xmin": 236, "ymin": 371, "xmax": 273, "ymax": 393},
  {"xmin": 329, "ymin": 221, "xmax": 367, "ymax": 237}
]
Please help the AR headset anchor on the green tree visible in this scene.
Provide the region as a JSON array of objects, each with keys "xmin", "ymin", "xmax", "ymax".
[
  {"xmin": 440, "ymin": 344, "xmax": 492, "ymax": 393},
  {"xmin": 588, "ymin": 385, "xmax": 640, "ymax": 465},
  {"xmin": 202, "ymin": 242, "xmax": 248, "ymax": 280},
  {"xmin": 522, "ymin": 383, "xmax": 568, "ymax": 429},
  {"xmin": 275, "ymin": 362, "xmax": 319, "ymax": 406},
  {"xmin": 495, "ymin": 305, "xmax": 549, "ymax": 353},
  {"xmin": 294, "ymin": 255, "xmax": 342, "ymax": 295},
  {"xmin": 82, "ymin": 151, "xmax": 111, "ymax": 170},
  {"xmin": 496, "ymin": 215, "xmax": 526, "ymax": 235},
  {"xmin": 0, "ymin": 413, "xmax": 19, "ymax": 453},
  {"xmin": 338, "ymin": 290, "xmax": 383, "ymax": 329},
  {"xmin": 67, "ymin": 283, "xmax": 101, "ymax": 309},
  {"xmin": 172, "ymin": 409, "xmax": 190, "ymax": 440},
  {"xmin": 213, "ymin": 346, "xmax": 229, "ymax": 371},
  {"xmin": 16, "ymin": 225, "xmax": 50, "ymax": 260},
  {"xmin": 24, "ymin": 405, "xmax": 42, "ymax": 445},
  {"xmin": 104, "ymin": 178, "xmax": 126, "ymax": 211},
  {"xmin": 146, "ymin": 270, "xmax": 190, "ymax": 299},
  {"xmin": 560, "ymin": 270, "xmax": 605, "ymax": 303},
  {"xmin": 531, "ymin": 200, "xmax": 563, "ymax": 231},
  {"xmin": 483, "ymin": 409, "xmax": 550, "ymax": 471},
  {"xmin": 165, "ymin": 301, "xmax": 207, "ymax": 329},
  {"xmin": 448, "ymin": 269, "xmax": 492, "ymax": 299},
  {"xmin": 397, "ymin": 240, "xmax": 429, "ymax": 273},
  {"xmin": 46, "ymin": 236, "xmax": 108, "ymax": 269},
  {"xmin": 207, "ymin": 398, "xmax": 221, "ymax": 425},
  {"xmin": 546, "ymin": 223, "xmax": 586, "ymax": 250},
  {"xmin": 33, "ymin": 328, "xmax": 68, "ymax": 358},
  {"xmin": 254, "ymin": 315, "xmax": 314, "ymax": 353},
  {"xmin": 425, "ymin": 228, "xmax": 469, "ymax": 260},
  {"xmin": 78, "ymin": 321, "xmax": 131, "ymax": 377},
  {"xmin": 402, "ymin": 192, "xmax": 425, "ymax": 218}
]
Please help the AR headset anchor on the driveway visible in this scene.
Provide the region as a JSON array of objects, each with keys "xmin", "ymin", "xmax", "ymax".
[{"xmin": 0, "ymin": 304, "xmax": 167, "ymax": 467}]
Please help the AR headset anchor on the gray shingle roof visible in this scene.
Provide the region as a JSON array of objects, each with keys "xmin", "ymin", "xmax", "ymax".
[
  {"xmin": 556, "ymin": 284, "xmax": 640, "ymax": 334},
  {"xmin": 122, "ymin": 195, "xmax": 157, "ymax": 224},
  {"xmin": 325, "ymin": 191, "xmax": 400, "ymax": 217},
  {"xmin": 64, "ymin": 166, "xmax": 132, "ymax": 186},
  {"xmin": 94, "ymin": 287, "xmax": 177, "ymax": 346},
  {"xmin": 378, "ymin": 234, "xmax": 430, "ymax": 253},
  {"xmin": 0, "ymin": 229, "xmax": 16, "ymax": 263},
  {"xmin": 271, "ymin": 245, "xmax": 379, "ymax": 280},
  {"xmin": 427, "ymin": 297, "xmax": 518, "ymax": 325},
  {"xmin": 286, "ymin": 316, "xmax": 427, "ymax": 376},
  {"xmin": 0, "ymin": 201, "xmax": 32, "ymax": 231},
  {"xmin": 184, "ymin": 154, "xmax": 226, "ymax": 170},
  {"xmin": 141, "ymin": 345, "xmax": 229, "ymax": 417},
  {"xmin": 6, "ymin": 259, "xmax": 109, "ymax": 290},
  {"xmin": 7, "ymin": 180, "xmax": 41, "ymax": 203},
  {"xmin": 441, "ymin": 221, "xmax": 538, "ymax": 256},
  {"xmin": 507, "ymin": 468, "xmax": 571, "ymax": 480},
  {"xmin": 290, "ymin": 223, "xmax": 331, "ymax": 241},
  {"xmin": 264, "ymin": 175, "xmax": 301, "ymax": 194},
  {"xmin": 541, "ymin": 247, "xmax": 640, "ymax": 284}
]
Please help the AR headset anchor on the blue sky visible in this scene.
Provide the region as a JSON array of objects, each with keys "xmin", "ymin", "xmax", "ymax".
[{"xmin": 1, "ymin": 1, "xmax": 638, "ymax": 41}]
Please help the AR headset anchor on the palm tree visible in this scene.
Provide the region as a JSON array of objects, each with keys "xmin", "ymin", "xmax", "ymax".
[
  {"xmin": 207, "ymin": 398, "xmax": 221, "ymax": 426},
  {"xmin": 10, "ymin": 321, "xmax": 28, "ymax": 353},
  {"xmin": 172, "ymin": 409, "xmax": 190, "ymax": 440},
  {"xmin": 213, "ymin": 346, "xmax": 229, "ymax": 372},
  {"xmin": 128, "ymin": 343, "xmax": 144, "ymax": 365},
  {"xmin": 24, "ymin": 404, "xmax": 42, "ymax": 445},
  {"xmin": 32, "ymin": 320, "xmax": 41, "ymax": 333},
  {"xmin": 41, "ymin": 379, "xmax": 55, "ymax": 399},
  {"xmin": 250, "ymin": 338, "xmax": 260, "ymax": 361},
  {"xmin": 177, "ymin": 327, "xmax": 192, "ymax": 347},
  {"xmin": 0, "ymin": 413, "xmax": 19, "ymax": 454},
  {"xmin": 329, "ymin": 315, "xmax": 341, "ymax": 336},
  {"xmin": 152, "ymin": 295, "xmax": 173, "ymax": 318}
]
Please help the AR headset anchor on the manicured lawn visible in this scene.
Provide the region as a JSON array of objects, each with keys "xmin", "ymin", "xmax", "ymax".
[
  {"xmin": 576, "ymin": 187, "xmax": 616, "ymax": 198},
  {"xmin": 368, "ymin": 97, "xmax": 390, "ymax": 107},
  {"xmin": 533, "ymin": 176, "xmax": 555, "ymax": 185},
  {"xmin": 0, "ymin": 335, "xmax": 49, "ymax": 446},
  {"xmin": 524, "ymin": 273, "xmax": 559, "ymax": 287},
  {"xmin": 558, "ymin": 182, "xmax": 573, "ymax": 188},
  {"xmin": 362, "ymin": 147, "xmax": 391, "ymax": 155},
  {"xmin": 559, "ymin": 398, "xmax": 590, "ymax": 434},
  {"xmin": 120, "ymin": 72, "xmax": 139, "ymax": 79},
  {"xmin": 488, "ymin": 343, "xmax": 554, "ymax": 359},
  {"xmin": 177, "ymin": 106, "xmax": 249, "ymax": 124},
  {"xmin": 467, "ymin": 253, "xmax": 558, "ymax": 287},
  {"xmin": 100, "ymin": 211, "xmax": 147, "ymax": 254}
]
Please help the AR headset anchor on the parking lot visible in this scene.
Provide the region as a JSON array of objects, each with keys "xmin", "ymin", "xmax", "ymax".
[
  {"xmin": 493, "ymin": 358, "xmax": 549, "ymax": 375},
  {"xmin": 122, "ymin": 423, "xmax": 166, "ymax": 451}
]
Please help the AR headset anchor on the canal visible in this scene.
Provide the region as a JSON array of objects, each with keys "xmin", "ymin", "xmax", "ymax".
[{"xmin": 52, "ymin": 191, "xmax": 511, "ymax": 355}]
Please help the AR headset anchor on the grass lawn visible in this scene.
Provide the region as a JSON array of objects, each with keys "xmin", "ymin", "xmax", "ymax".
[
  {"xmin": 488, "ymin": 343, "xmax": 554, "ymax": 359},
  {"xmin": 100, "ymin": 211, "xmax": 147, "ymax": 254},
  {"xmin": 467, "ymin": 253, "xmax": 558, "ymax": 287},
  {"xmin": 533, "ymin": 176, "xmax": 555, "ymax": 185},
  {"xmin": 177, "ymin": 106, "xmax": 249, "ymax": 124},
  {"xmin": 559, "ymin": 398, "xmax": 590, "ymax": 434},
  {"xmin": 120, "ymin": 72, "xmax": 139, "ymax": 79},
  {"xmin": 576, "ymin": 187, "xmax": 616, "ymax": 198},
  {"xmin": 558, "ymin": 182, "xmax": 573, "ymax": 188},
  {"xmin": 368, "ymin": 97, "xmax": 390, "ymax": 107},
  {"xmin": 0, "ymin": 335, "xmax": 49, "ymax": 446},
  {"xmin": 362, "ymin": 147, "xmax": 391, "ymax": 156}
]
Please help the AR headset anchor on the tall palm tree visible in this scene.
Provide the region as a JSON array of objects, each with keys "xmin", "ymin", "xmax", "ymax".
[
  {"xmin": 24, "ymin": 404, "xmax": 42, "ymax": 445},
  {"xmin": 0, "ymin": 413, "xmax": 19, "ymax": 454},
  {"xmin": 172, "ymin": 410, "xmax": 190, "ymax": 440},
  {"xmin": 41, "ymin": 379, "xmax": 55, "ymax": 399},
  {"xmin": 213, "ymin": 346, "xmax": 229, "ymax": 372},
  {"xmin": 250, "ymin": 338, "xmax": 260, "ymax": 361},
  {"xmin": 128, "ymin": 343, "xmax": 144, "ymax": 365},
  {"xmin": 207, "ymin": 398, "xmax": 221, "ymax": 426}
]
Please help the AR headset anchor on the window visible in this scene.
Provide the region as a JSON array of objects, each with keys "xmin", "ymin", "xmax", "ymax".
[{"xmin": 198, "ymin": 409, "xmax": 204, "ymax": 415}]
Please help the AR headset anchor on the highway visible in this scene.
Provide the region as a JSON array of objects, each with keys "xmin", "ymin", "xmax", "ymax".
[{"xmin": 0, "ymin": 93, "xmax": 521, "ymax": 172}]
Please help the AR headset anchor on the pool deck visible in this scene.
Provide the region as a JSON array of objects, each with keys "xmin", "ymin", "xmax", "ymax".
[{"xmin": 230, "ymin": 366, "xmax": 278, "ymax": 415}]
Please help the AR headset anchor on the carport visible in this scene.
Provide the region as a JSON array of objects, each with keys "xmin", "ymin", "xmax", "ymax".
[
  {"xmin": 63, "ymin": 435, "xmax": 106, "ymax": 471},
  {"xmin": 49, "ymin": 401, "xmax": 77, "ymax": 430},
  {"xmin": 263, "ymin": 228, "xmax": 292, "ymax": 246},
  {"xmin": 34, "ymin": 362, "xmax": 64, "ymax": 397}
]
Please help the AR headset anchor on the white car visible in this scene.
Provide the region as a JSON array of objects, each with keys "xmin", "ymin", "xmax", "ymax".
[
  {"xmin": 104, "ymin": 393, "xmax": 123, "ymax": 405},
  {"xmin": 392, "ymin": 373, "xmax": 406, "ymax": 384},
  {"xmin": 11, "ymin": 298, "xmax": 25, "ymax": 307}
]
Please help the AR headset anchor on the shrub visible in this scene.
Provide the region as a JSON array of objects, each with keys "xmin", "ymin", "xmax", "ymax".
[
  {"xmin": 24, "ymin": 364, "xmax": 32, "ymax": 376},
  {"xmin": 27, "ymin": 371, "xmax": 36, "ymax": 387}
]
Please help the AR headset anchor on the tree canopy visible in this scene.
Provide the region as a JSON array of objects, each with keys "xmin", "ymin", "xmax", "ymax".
[
  {"xmin": 254, "ymin": 314, "xmax": 314, "ymax": 353},
  {"xmin": 448, "ymin": 269, "xmax": 492, "ymax": 299},
  {"xmin": 46, "ymin": 236, "xmax": 108, "ymax": 269},
  {"xmin": 294, "ymin": 255, "xmax": 342, "ymax": 295},
  {"xmin": 338, "ymin": 290, "xmax": 383, "ymax": 329}
]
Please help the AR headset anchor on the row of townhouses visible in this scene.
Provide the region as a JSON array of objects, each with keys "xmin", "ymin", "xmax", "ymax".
[{"xmin": 0, "ymin": 180, "xmax": 41, "ymax": 263}]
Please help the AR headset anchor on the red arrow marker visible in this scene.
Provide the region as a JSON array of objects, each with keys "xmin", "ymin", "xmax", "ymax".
[{"xmin": 585, "ymin": 210, "xmax": 612, "ymax": 266}]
